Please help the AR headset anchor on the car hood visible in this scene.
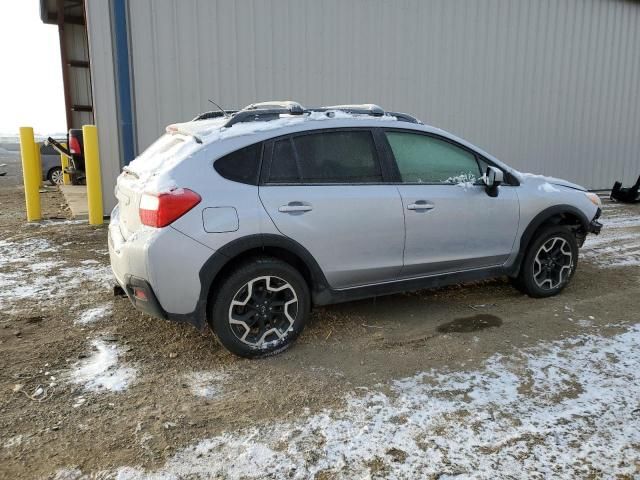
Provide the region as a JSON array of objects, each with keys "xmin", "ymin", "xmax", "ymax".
[{"xmin": 516, "ymin": 172, "xmax": 587, "ymax": 192}]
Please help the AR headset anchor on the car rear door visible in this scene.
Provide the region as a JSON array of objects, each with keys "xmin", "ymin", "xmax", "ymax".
[
  {"xmin": 258, "ymin": 128, "xmax": 405, "ymax": 288},
  {"xmin": 382, "ymin": 129, "xmax": 520, "ymax": 278}
]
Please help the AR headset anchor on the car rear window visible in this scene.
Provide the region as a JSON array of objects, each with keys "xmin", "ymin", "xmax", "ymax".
[{"xmin": 214, "ymin": 143, "xmax": 261, "ymax": 185}]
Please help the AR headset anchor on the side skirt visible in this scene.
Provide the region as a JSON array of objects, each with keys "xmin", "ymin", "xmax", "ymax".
[{"xmin": 313, "ymin": 266, "xmax": 508, "ymax": 306}]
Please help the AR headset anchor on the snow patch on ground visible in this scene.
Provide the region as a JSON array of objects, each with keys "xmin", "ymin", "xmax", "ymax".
[
  {"xmin": 600, "ymin": 215, "xmax": 640, "ymax": 229},
  {"xmin": 184, "ymin": 371, "xmax": 230, "ymax": 399},
  {"xmin": 0, "ymin": 237, "xmax": 113, "ymax": 313},
  {"xmin": 71, "ymin": 340, "xmax": 135, "ymax": 392},
  {"xmin": 2, "ymin": 435, "xmax": 24, "ymax": 449},
  {"xmin": 25, "ymin": 219, "xmax": 87, "ymax": 228},
  {"xmin": 67, "ymin": 325, "xmax": 640, "ymax": 479},
  {"xmin": 76, "ymin": 304, "xmax": 112, "ymax": 325},
  {"xmin": 582, "ymin": 203, "xmax": 640, "ymax": 268}
]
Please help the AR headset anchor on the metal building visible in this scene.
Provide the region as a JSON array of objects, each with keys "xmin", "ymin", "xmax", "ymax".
[{"xmin": 42, "ymin": 0, "xmax": 640, "ymax": 212}]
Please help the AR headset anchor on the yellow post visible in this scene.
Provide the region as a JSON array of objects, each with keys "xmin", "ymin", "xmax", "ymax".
[
  {"xmin": 19, "ymin": 127, "xmax": 42, "ymax": 221},
  {"xmin": 60, "ymin": 142, "xmax": 71, "ymax": 185},
  {"xmin": 82, "ymin": 125, "xmax": 103, "ymax": 225},
  {"xmin": 34, "ymin": 141, "xmax": 43, "ymax": 187}
]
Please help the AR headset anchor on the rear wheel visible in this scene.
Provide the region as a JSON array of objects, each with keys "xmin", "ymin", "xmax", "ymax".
[
  {"xmin": 210, "ymin": 257, "xmax": 310, "ymax": 358},
  {"xmin": 512, "ymin": 225, "xmax": 578, "ymax": 298},
  {"xmin": 48, "ymin": 167, "xmax": 63, "ymax": 186}
]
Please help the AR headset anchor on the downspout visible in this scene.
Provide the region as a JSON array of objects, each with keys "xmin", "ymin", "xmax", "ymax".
[{"xmin": 111, "ymin": 0, "xmax": 135, "ymax": 166}]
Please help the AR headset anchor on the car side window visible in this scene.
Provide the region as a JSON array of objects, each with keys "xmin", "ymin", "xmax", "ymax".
[
  {"xmin": 292, "ymin": 130, "xmax": 382, "ymax": 184},
  {"xmin": 214, "ymin": 143, "xmax": 261, "ymax": 185},
  {"xmin": 268, "ymin": 138, "xmax": 301, "ymax": 183},
  {"xmin": 385, "ymin": 131, "xmax": 481, "ymax": 184}
]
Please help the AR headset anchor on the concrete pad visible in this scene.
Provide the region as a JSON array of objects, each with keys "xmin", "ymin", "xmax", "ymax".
[{"xmin": 60, "ymin": 185, "xmax": 88, "ymax": 219}]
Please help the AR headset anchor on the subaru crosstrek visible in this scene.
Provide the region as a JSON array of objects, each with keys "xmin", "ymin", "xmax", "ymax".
[{"xmin": 108, "ymin": 101, "xmax": 603, "ymax": 358}]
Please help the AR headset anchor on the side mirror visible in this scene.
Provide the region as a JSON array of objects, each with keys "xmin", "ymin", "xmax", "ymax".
[{"xmin": 483, "ymin": 166, "xmax": 503, "ymax": 197}]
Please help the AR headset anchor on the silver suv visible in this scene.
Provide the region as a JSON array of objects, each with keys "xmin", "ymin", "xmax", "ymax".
[{"xmin": 109, "ymin": 101, "xmax": 603, "ymax": 358}]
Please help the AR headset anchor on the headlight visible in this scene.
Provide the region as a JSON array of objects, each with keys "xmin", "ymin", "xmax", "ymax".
[{"xmin": 584, "ymin": 192, "xmax": 602, "ymax": 207}]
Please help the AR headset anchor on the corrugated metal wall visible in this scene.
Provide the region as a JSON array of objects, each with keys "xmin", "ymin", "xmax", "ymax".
[
  {"xmin": 64, "ymin": 23, "xmax": 93, "ymax": 128},
  {"xmin": 123, "ymin": 0, "xmax": 640, "ymax": 191},
  {"xmin": 86, "ymin": 0, "xmax": 121, "ymax": 212}
]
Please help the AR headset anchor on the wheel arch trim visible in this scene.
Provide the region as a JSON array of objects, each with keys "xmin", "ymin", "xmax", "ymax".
[
  {"xmin": 510, "ymin": 204, "xmax": 589, "ymax": 276},
  {"xmin": 200, "ymin": 233, "xmax": 330, "ymax": 309}
]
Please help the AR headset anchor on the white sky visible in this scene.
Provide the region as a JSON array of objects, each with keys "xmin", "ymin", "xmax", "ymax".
[{"xmin": 0, "ymin": 0, "xmax": 66, "ymax": 135}]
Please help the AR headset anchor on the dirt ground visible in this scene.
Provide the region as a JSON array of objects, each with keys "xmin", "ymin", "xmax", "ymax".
[{"xmin": 1, "ymin": 163, "xmax": 639, "ymax": 478}]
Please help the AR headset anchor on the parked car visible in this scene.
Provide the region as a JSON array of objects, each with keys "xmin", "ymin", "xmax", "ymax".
[
  {"xmin": 40, "ymin": 142, "xmax": 65, "ymax": 185},
  {"xmin": 45, "ymin": 130, "xmax": 85, "ymax": 185},
  {"xmin": 109, "ymin": 101, "xmax": 603, "ymax": 358}
]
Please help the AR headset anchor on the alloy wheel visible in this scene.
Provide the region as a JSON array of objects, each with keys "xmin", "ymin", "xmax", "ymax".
[
  {"xmin": 228, "ymin": 275, "xmax": 298, "ymax": 348},
  {"xmin": 51, "ymin": 169, "xmax": 64, "ymax": 185},
  {"xmin": 532, "ymin": 237, "xmax": 573, "ymax": 290}
]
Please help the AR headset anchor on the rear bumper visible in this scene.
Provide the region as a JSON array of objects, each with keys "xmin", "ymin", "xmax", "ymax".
[
  {"xmin": 114, "ymin": 273, "xmax": 208, "ymax": 331},
  {"xmin": 109, "ymin": 208, "xmax": 211, "ymax": 331},
  {"xmin": 121, "ymin": 275, "xmax": 167, "ymax": 320}
]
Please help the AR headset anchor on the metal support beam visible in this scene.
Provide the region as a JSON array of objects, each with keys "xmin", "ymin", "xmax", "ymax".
[
  {"xmin": 56, "ymin": 0, "xmax": 73, "ymax": 132},
  {"xmin": 111, "ymin": 0, "xmax": 136, "ymax": 165}
]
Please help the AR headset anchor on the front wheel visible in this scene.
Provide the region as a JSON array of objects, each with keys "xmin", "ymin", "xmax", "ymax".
[
  {"xmin": 210, "ymin": 257, "xmax": 310, "ymax": 358},
  {"xmin": 512, "ymin": 225, "xmax": 578, "ymax": 298}
]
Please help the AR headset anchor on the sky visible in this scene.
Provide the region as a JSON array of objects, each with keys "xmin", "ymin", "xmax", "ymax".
[{"xmin": 0, "ymin": 0, "xmax": 66, "ymax": 135}]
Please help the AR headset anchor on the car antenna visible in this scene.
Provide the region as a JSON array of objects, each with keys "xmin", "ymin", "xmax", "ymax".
[{"xmin": 208, "ymin": 99, "xmax": 230, "ymax": 118}]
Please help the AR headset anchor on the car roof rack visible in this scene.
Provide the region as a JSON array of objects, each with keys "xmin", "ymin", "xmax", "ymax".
[
  {"xmin": 222, "ymin": 101, "xmax": 306, "ymax": 127},
  {"xmin": 245, "ymin": 101, "xmax": 305, "ymax": 114},
  {"xmin": 386, "ymin": 111, "xmax": 422, "ymax": 124},
  {"xmin": 214, "ymin": 100, "xmax": 422, "ymax": 128},
  {"xmin": 316, "ymin": 104, "xmax": 386, "ymax": 116}
]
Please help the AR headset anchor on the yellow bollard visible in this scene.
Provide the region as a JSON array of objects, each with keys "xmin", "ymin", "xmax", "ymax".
[
  {"xmin": 19, "ymin": 127, "xmax": 42, "ymax": 221},
  {"xmin": 82, "ymin": 125, "xmax": 103, "ymax": 225},
  {"xmin": 34, "ymin": 142, "xmax": 43, "ymax": 187},
  {"xmin": 60, "ymin": 142, "xmax": 71, "ymax": 185}
]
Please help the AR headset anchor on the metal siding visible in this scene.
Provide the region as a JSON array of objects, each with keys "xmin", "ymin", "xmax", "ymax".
[
  {"xmin": 121, "ymin": 0, "xmax": 640, "ymax": 190},
  {"xmin": 85, "ymin": 0, "xmax": 120, "ymax": 212}
]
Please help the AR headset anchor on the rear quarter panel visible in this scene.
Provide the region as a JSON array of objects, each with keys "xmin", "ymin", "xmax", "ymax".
[{"xmin": 168, "ymin": 138, "xmax": 280, "ymax": 252}]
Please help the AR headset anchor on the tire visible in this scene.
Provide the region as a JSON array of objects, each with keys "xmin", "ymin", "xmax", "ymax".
[
  {"xmin": 511, "ymin": 225, "xmax": 579, "ymax": 298},
  {"xmin": 209, "ymin": 257, "xmax": 310, "ymax": 358},
  {"xmin": 48, "ymin": 167, "xmax": 63, "ymax": 186}
]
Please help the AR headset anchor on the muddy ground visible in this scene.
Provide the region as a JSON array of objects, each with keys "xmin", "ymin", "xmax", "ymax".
[{"xmin": 0, "ymin": 162, "xmax": 639, "ymax": 478}]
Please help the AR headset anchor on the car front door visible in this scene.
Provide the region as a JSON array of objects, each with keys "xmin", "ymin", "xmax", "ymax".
[
  {"xmin": 382, "ymin": 130, "xmax": 520, "ymax": 278},
  {"xmin": 259, "ymin": 129, "xmax": 405, "ymax": 288}
]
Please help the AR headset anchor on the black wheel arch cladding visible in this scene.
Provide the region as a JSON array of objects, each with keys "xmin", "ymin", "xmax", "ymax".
[
  {"xmin": 509, "ymin": 204, "xmax": 590, "ymax": 277},
  {"xmin": 199, "ymin": 234, "xmax": 329, "ymax": 313}
]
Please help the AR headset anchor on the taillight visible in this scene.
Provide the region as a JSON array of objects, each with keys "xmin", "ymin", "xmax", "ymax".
[
  {"xmin": 139, "ymin": 188, "xmax": 201, "ymax": 228},
  {"xmin": 69, "ymin": 135, "xmax": 82, "ymax": 155}
]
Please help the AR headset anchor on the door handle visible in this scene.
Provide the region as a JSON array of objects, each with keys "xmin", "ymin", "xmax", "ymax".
[
  {"xmin": 278, "ymin": 203, "xmax": 313, "ymax": 213},
  {"xmin": 407, "ymin": 201, "xmax": 434, "ymax": 211}
]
